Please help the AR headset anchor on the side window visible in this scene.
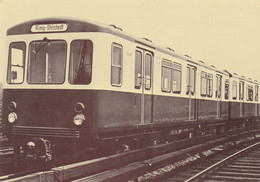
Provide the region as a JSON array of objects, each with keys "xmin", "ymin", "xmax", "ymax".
[
  {"xmin": 201, "ymin": 71, "xmax": 207, "ymax": 96},
  {"xmin": 135, "ymin": 51, "xmax": 142, "ymax": 89},
  {"xmin": 161, "ymin": 60, "xmax": 172, "ymax": 92},
  {"xmin": 216, "ymin": 75, "xmax": 222, "ymax": 98},
  {"xmin": 239, "ymin": 81, "xmax": 244, "ymax": 100},
  {"xmin": 69, "ymin": 40, "xmax": 93, "ymax": 84},
  {"xmin": 232, "ymin": 81, "xmax": 237, "ymax": 100},
  {"xmin": 200, "ymin": 72, "xmax": 212, "ymax": 97},
  {"xmin": 187, "ymin": 66, "xmax": 196, "ymax": 95},
  {"xmin": 172, "ymin": 63, "xmax": 182, "ymax": 93},
  {"xmin": 225, "ymin": 79, "xmax": 229, "ymax": 99},
  {"xmin": 250, "ymin": 85, "xmax": 253, "ymax": 101},
  {"xmin": 7, "ymin": 42, "xmax": 26, "ymax": 84},
  {"xmin": 255, "ymin": 85, "xmax": 259, "ymax": 101},
  {"xmin": 247, "ymin": 85, "xmax": 253, "ymax": 101},
  {"xmin": 111, "ymin": 43, "xmax": 123, "ymax": 86},
  {"xmin": 145, "ymin": 54, "xmax": 151, "ymax": 90},
  {"xmin": 207, "ymin": 73, "xmax": 213, "ymax": 97}
]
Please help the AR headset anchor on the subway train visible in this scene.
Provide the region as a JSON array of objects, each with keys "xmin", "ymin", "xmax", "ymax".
[{"xmin": 2, "ymin": 18, "xmax": 259, "ymax": 161}]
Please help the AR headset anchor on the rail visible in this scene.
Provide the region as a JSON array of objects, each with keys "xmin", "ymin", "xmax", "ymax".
[
  {"xmin": 185, "ymin": 141, "xmax": 260, "ymax": 182},
  {"xmin": 3, "ymin": 125, "xmax": 260, "ymax": 182}
]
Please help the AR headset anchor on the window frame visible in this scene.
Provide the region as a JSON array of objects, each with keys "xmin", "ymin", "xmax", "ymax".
[
  {"xmin": 7, "ymin": 41, "xmax": 26, "ymax": 84},
  {"xmin": 111, "ymin": 43, "xmax": 123, "ymax": 87}
]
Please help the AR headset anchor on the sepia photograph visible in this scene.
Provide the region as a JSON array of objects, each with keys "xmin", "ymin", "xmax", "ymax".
[{"xmin": 0, "ymin": 0, "xmax": 260, "ymax": 181}]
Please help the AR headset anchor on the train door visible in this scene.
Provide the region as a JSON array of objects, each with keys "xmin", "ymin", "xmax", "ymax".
[
  {"xmin": 239, "ymin": 81, "xmax": 245, "ymax": 116},
  {"xmin": 216, "ymin": 75, "xmax": 222, "ymax": 118},
  {"xmin": 186, "ymin": 65, "xmax": 197, "ymax": 120},
  {"xmin": 135, "ymin": 49, "xmax": 153, "ymax": 124},
  {"xmin": 255, "ymin": 85, "xmax": 258, "ymax": 115}
]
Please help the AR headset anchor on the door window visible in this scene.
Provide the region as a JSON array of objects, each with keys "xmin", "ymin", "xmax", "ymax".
[
  {"xmin": 186, "ymin": 66, "xmax": 196, "ymax": 95},
  {"xmin": 135, "ymin": 51, "xmax": 142, "ymax": 89}
]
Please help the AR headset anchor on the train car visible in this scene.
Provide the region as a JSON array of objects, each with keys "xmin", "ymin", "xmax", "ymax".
[
  {"xmin": 2, "ymin": 18, "xmax": 260, "ymax": 162},
  {"xmin": 244, "ymin": 78, "xmax": 259, "ymax": 116},
  {"xmin": 228, "ymin": 73, "xmax": 259, "ymax": 118}
]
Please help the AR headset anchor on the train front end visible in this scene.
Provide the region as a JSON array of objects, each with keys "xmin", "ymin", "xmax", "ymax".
[{"xmin": 2, "ymin": 19, "xmax": 98, "ymax": 161}]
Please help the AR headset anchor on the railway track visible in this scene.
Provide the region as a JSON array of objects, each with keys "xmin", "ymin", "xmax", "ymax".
[
  {"xmin": 164, "ymin": 138, "xmax": 260, "ymax": 182},
  {"xmin": 1, "ymin": 125, "xmax": 259, "ymax": 182}
]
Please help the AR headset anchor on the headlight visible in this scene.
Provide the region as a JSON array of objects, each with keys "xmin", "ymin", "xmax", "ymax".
[
  {"xmin": 27, "ymin": 141, "xmax": 36, "ymax": 149},
  {"xmin": 8, "ymin": 112, "xmax": 17, "ymax": 123},
  {"xmin": 73, "ymin": 114, "xmax": 85, "ymax": 126}
]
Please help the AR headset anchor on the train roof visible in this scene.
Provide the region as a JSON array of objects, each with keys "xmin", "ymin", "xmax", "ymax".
[
  {"xmin": 231, "ymin": 72, "xmax": 258, "ymax": 84},
  {"xmin": 7, "ymin": 17, "xmax": 257, "ymax": 82}
]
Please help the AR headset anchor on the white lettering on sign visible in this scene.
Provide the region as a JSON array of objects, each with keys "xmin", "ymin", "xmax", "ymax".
[{"xmin": 31, "ymin": 24, "xmax": 68, "ymax": 32}]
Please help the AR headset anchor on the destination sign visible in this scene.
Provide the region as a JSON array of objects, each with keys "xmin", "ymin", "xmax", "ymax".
[{"xmin": 31, "ymin": 23, "xmax": 68, "ymax": 32}]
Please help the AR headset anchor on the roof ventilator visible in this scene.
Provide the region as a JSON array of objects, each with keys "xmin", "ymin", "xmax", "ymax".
[
  {"xmin": 109, "ymin": 24, "xmax": 123, "ymax": 31},
  {"xmin": 166, "ymin": 47, "xmax": 175, "ymax": 52},
  {"xmin": 142, "ymin": 37, "xmax": 152, "ymax": 42}
]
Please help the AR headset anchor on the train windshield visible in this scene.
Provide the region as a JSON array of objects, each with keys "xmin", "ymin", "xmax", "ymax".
[
  {"xmin": 69, "ymin": 40, "xmax": 93, "ymax": 84},
  {"xmin": 27, "ymin": 39, "xmax": 67, "ymax": 84}
]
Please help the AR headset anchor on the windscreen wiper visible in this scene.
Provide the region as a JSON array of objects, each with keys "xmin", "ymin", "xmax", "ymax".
[{"xmin": 32, "ymin": 37, "xmax": 50, "ymax": 54}]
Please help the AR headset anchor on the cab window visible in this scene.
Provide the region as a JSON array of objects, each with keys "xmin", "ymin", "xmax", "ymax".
[
  {"xmin": 69, "ymin": 40, "xmax": 93, "ymax": 84},
  {"xmin": 28, "ymin": 39, "xmax": 67, "ymax": 84},
  {"xmin": 7, "ymin": 42, "xmax": 26, "ymax": 84}
]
